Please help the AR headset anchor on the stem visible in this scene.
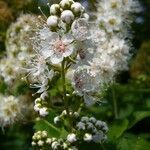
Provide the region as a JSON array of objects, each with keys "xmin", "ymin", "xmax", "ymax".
[
  {"xmin": 61, "ymin": 59, "xmax": 70, "ymax": 118},
  {"xmin": 100, "ymin": 142, "xmax": 106, "ymax": 150},
  {"xmin": 112, "ymin": 85, "xmax": 118, "ymax": 119}
]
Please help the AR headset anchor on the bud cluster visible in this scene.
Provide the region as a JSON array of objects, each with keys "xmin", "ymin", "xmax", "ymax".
[
  {"xmin": 32, "ymin": 130, "xmax": 77, "ymax": 150},
  {"xmin": 32, "ymin": 130, "xmax": 48, "ymax": 147},
  {"xmin": 46, "ymin": 0, "xmax": 89, "ymax": 30},
  {"xmin": 76, "ymin": 116, "xmax": 108, "ymax": 143},
  {"xmin": 34, "ymin": 98, "xmax": 49, "ymax": 117},
  {"xmin": 54, "ymin": 110, "xmax": 79, "ymax": 125}
]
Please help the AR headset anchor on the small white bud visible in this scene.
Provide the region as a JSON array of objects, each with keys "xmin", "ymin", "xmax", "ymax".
[
  {"xmin": 63, "ymin": 142, "xmax": 68, "ymax": 149},
  {"xmin": 82, "ymin": 13, "xmax": 90, "ymax": 21},
  {"xmin": 42, "ymin": 131, "xmax": 47, "ymax": 138},
  {"xmin": 46, "ymin": 138, "xmax": 52, "ymax": 144},
  {"xmin": 54, "ymin": 116, "xmax": 60, "ymax": 124},
  {"xmin": 47, "ymin": 16, "xmax": 59, "ymax": 27},
  {"xmin": 38, "ymin": 140, "xmax": 44, "ymax": 146},
  {"xmin": 35, "ymin": 98, "xmax": 42, "ymax": 104},
  {"xmin": 50, "ymin": 4, "xmax": 60, "ymax": 15},
  {"xmin": 34, "ymin": 103, "xmax": 41, "ymax": 112},
  {"xmin": 81, "ymin": 116, "xmax": 89, "ymax": 123},
  {"xmin": 67, "ymin": 133, "xmax": 77, "ymax": 143},
  {"xmin": 31, "ymin": 141, "xmax": 36, "ymax": 146},
  {"xmin": 36, "ymin": 135, "xmax": 41, "ymax": 140},
  {"xmin": 39, "ymin": 107, "xmax": 49, "ymax": 117},
  {"xmin": 61, "ymin": 10, "xmax": 74, "ymax": 24},
  {"xmin": 89, "ymin": 117, "xmax": 96, "ymax": 123},
  {"xmin": 51, "ymin": 141, "xmax": 59, "ymax": 149},
  {"xmin": 83, "ymin": 133, "xmax": 93, "ymax": 142},
  {"xmin": 61, "ymin": 110, "xmax": 67, "ymax": 117},
  {"xmin": 60, "ymin": 0, "xmax": 73, "ymax": 10},
  {"xmin": 76, "ymin": 122, "xmax": 85, "ymax": 130},
  {"xmin": 95, "ymin": 120, "xmax": 103, "ymax": 128},
  {"xmin": 71, "ymin": 2, "xmax": 84, "ymax": 15},
  {"xmin": 73, "ymin": 112, "xmax": 79, "ymax": 118}
]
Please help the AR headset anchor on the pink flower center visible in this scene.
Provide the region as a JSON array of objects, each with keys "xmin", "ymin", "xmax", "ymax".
[{"xmin": 54, "ymin": 40, "xmax": 67, "ymax": 53}]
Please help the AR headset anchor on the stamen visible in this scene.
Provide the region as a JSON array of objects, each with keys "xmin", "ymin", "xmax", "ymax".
[
  {"xmin": 47, "ymin": 3, "xmax": 50, "ymax": 8},
  {"xmin": 38, "ymin": 6, "xmax": 47, "ymax": 19}
]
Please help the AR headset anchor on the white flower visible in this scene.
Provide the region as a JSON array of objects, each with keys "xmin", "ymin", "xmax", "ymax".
[
  {"xmin": 83, "ymin": 133, "xmax": 93, "ymax": 142},
  {"xmin": 61, "ymin": 10, "xmax": 75, "ymax": 24},
  {"xmin": 71, "ymin": 18, "xmax": 89, "ymax": 41},
  {"xmin": 0, "ymin": 95, "xmax": 21, "ymax": 128},
  {"xmin": 47, "ymin": 15, "xmax": 59, "ymax": 28},
  {"xmin": 67, "ymin": 133, "xmax": 77, "ymax": 143},
  {"xmin": 39, "ymin": 107, "xmax": 49, "ymax": 117},
  {"xmin": 42, "ymin": 32, "xmax": 74, "ymax": 64}
]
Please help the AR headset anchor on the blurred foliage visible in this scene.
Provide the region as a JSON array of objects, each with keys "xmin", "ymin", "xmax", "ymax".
[{"xmin": 0, "ymin": 0, "xmax": 150, "ymax": 150}]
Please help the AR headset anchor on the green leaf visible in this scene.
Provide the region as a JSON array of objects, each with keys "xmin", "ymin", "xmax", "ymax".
[
  {"xmin": 128, "ymin": 111, "xmax": 150, "ymax": 129},
  {"xmin": 108, "ymin": 119, "xmax": 129, "ymax": 141},
  {"xmin": 117, "ymin": 134, "xmax": 150, "ymax": 150},
  {"xmin": 34, "ymin": 119, "xmax": 61, "ymax": 138}
]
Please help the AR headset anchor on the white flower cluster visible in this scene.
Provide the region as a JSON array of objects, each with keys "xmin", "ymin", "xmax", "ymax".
[
  {"xmin": 29, "ymin": 0, "xmax": 140, "ymax": 106},
  {"xmin": 34, "ymin": 98, "xmax": 49, "ymax": 117},
  {"xmin": 96, "ymin": 0, "xmax": 141, "ymax": 33},
  {"xmin": 32, "ymin": 130, "xmax": 77, "ymax": 150},
  {"xmin": 0, "ymin": 14, "xmax": 38, "ymax": 84},
  {"xmin": 0, "ymin": 95, "xmax": 21, "ymax": 128}
]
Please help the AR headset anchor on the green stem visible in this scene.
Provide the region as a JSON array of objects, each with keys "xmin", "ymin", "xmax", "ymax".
[
  {"xmin": 100, "ymin": 142, "xmax": 106, "ymax": 150},
  {"xmin": 61, "ymin": 59, "xmax": 71, "ymax": 120},
  {"xmin": 112, "ymin": 85, "xmax": 118, "ymax": 119}
]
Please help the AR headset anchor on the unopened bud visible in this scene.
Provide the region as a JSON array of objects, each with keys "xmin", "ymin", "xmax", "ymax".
[
  {"xmin": 61, "ymin": 10, "xmax": 74, "ymax": 24},
  {"xmin": 50, "ymin": 4, "xmax": 60, "ymax": 16},
  {"xmin": 47, "ymin": 16, "xmax": 59, "ymax": 28}
]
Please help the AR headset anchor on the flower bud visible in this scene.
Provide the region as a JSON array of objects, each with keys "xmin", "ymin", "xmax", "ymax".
[
  {"xmin": 61, "ymin": 10, "xmax": 74, "ymax": 24},
  {"xmin": 50, "ymin": 4, "xmax": 60, "ymax": 16},
  {"xmin": 54, "ymin": 116, "xmax": 60, "ymax": 124},
  {"xmin": 47, "ymin": 15, "xmax": 59, "ymax": 28},
  {"xmin": 67, "ymin": 133, "xmax": 77, "ymax": 143},
  {"xmin": 60, "ymin": 0, "xmax": 73, "ymax": 10},
  {"xmin": 34, "ymin": 103, "xmax": 41, "ymax": 112},
  {"xmin": 39, "ymin": 107, "xmax": 49, "ymax": 117},
  {"xmin": 71, "ymin": 2, "xmax": 85, "ymax": 16},
  {"xmin": 38, "ymin": 140, "xmax": 44, "ymax": 146},
  {"xmin": 31, "ymin": 141, "xmax": 36, "ymax": 146},
  {"xmin": 82, "ymin": 13, "xmax": 90, "ymax": 21},
  {"xmin": 46, "ymin": 138, "xmax": 52, "ymax": 144},
  {"xmin": 35, "ymin": 98, "xmax": 42, "ymax": 104},
  {"xmin": 83, "ymin": 133, "xmax": 93, "ymax": 142}
]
